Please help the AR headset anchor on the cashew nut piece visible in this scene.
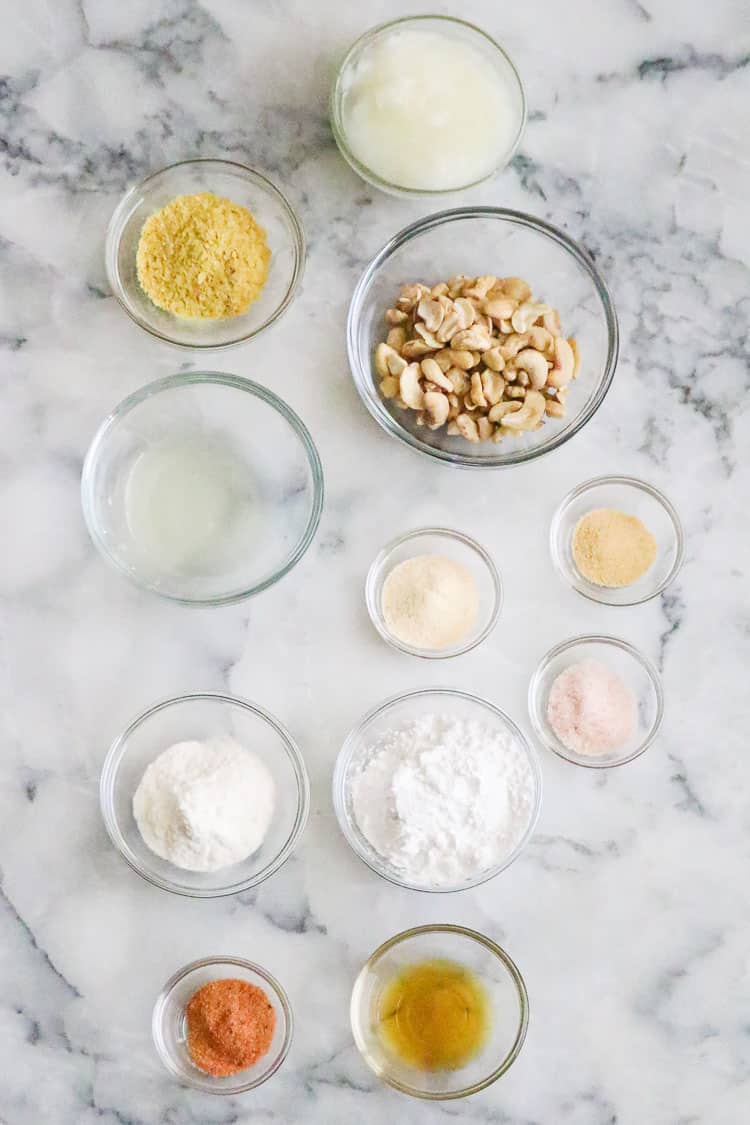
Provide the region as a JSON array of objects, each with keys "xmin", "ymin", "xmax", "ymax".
[
  {"xmin": 454, "ymin": 297, "xmax": 477, "ymax": 329},
  {"xmin": 482, "ymin": 346, "xmax": 505, "ymax": 372},
  {"xmin": 463, "ymin": 275, "xmax": 497, "ymax": 301},
  {"xmin": 447, "ymin": 274, "xmax": 468, "ymax": 298},
  {"xmin": 477, "ymin": 416, "xmax": 494, "ymax": 442},
  {"xmin": 505, "ymin": 385, "xmax": 526, "ymax": 399},
  {"xmin": 542, "ymin": 308, "xmax": 561, "ymax": 337},
  {"xmin": 375, "ymin": 343, "xmax": 407, "ymax": 379},
  {"xmin": 500, "ymin": 389, "xmax": 546, "ymax": 430},
  {"xmin": 385, "ymin": 307, "xmax": 408, "ymax": 325},
  {"xmin": 417, "ymin": 296, "xmax": 445, "ymax": 334},
  {"xmin": 446, "ymin": 366, "xmax": 469, "ymax": 395},
  {"xmin": 421, "ymin": 357, "xmax": 454, "ymax": 392},
  {"xmin": 481, "ymin": 370, "xmax": 505, "ymax": 405},
  {"xmin": 548, "ymin": 337, "xmax": 575, "ymax": 388},
  {"xmin": 397, "ymin": 283, "xmax": 429, "ymax": 311},
  {"xmin": 455, "ymin": 413, "xmax": 480, "ymax": 442},
  {"xmin": 379, "ymin": 376, "xmax": 400, "ymax": 399},
  {"xmin": 545, "ymin": 399, "xmax": 566, "ymax": 418},
  {"xmin": 469, "ymin": 371, "xmax": 487, "ymax": 409},
  {"xmin": 399, "ymin": 363, "xmax": 425, "ymax": 410},
  {"xmin": 414, "ymin": 323, "xmax": 442, "ymax": 349},
  {"xmin": 451, "ymin": 325, "xmax": 492, "ymax": 352},
  {"xmin": 431, "ymin": 281, "xmax": 449, "ymax": 297},
  {"xmin": 446, "ymin": 419, "xmax": 461, "ymax": 435},
  {"xmin": 437, "ymin": 348, "xmax": 474, "ymax": 371},
  {"xmin": 481, "ymin": 296, "xmax": 516, "ymax": 321},
  {"xmin": 423, "ymin": 391, "xmax": 450, "ymax": 429},
  {"xmin": 513, "ymin": 348, "xmax": 549, "ymax": 390},
  {"xmin": 499, "ymin": 276, "xmax": 532, "ymax": 302},
  {"xmin": 401, "ymin": 339, "xmax": 434, "ymax": 359},
  {"xmin": 488, "ymin": 401, "xmax": 523, "ymax": 423},
  {"xmin": 386, "ymin": 325, "xmax": 407, "ymax": 352},
  {"xmin": 528, "ymin": 326, "xmax": 554, "ymax": 354},
  {"xmin": 511, "ymin": 301, "xmax": 550, "ymax": 334},
  {"xmin": 569, "ymin": 337, "xmax": 581, "ymax": 378},
  {"xmin": 499, "ymin": 332, "xmax": 531, "ymax": 360}
]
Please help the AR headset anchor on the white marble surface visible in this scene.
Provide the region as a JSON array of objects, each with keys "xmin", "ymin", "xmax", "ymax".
[{"xmin": 1, "ymin": 0, "xmax": 749, "ymax": 1121}]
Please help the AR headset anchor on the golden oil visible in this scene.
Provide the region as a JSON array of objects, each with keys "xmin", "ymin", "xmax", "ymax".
[{"xmin": 377, "ymin": 958, "xmax": 489, "ymax": 1071}]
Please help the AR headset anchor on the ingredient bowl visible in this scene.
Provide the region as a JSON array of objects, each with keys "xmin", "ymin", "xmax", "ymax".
[
  {"xmin": 106, "ymin": 158, "xmax": 304, "ymax": 348},
  {"xmin": 331, "ymin": 15, "xmax": 526, "ymax": 197},
  {"xmin": 81, "ymin": 372, "xmax": 323, "ymax": 605},
  {"xmin": 153, "ymin": 956, "xmax": 292, "ymax": 1093},
  {"xmin": 351, "ymin": 925, "xmax": 528, "ymax": 1099},
  {"xmin": 332, "ymin": 688, "xmax": 541, "ymax": 892},
  {"xmin": 550, "ymin": 475, "xmax": 685, "ymax": 605},
  {"xmin": 100, "ymin": 693, "xmax": 310, "ymax": 897},
  {"xmin": 366, "ymin": 527, "xmax": 501, "ymax": 658},
  {"xmin": 347, "ymin": 207, "xmax": 618, "ymax": 467},
  {"xmin": 528, "ymin": 635, "xmax": 664, "ymax": 768}
]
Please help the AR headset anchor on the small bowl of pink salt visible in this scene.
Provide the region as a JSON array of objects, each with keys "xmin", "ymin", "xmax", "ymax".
[{"xmin": 528, "ymin": 635, "xmax": 663, "ymax": 768}]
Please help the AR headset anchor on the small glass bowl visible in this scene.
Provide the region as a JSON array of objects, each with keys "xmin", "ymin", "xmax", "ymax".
[
  {"xmin": 105, "ymin": 158, "xmax": 304, "ymax": 349},
  {"xmin": 100, "ymin": 693, "xmax": 310, "ymax": 897},
  {"xmin": 550, "ymin": 475, "xmax": 685, "ymax": 605},
  {"xmin": 347, "ymin": 207, "xmax": 618, "ymax": 468},
  {"xmin": 528, "ymin": 635, "xmax": 664, "ymax": 768},
  {"xmin": 81, "ymin": 372, "xmax": 324, "ymax": 605},
  {"xmin": 153, "ymin": 956, "xmax": 293, "ymax": 1094},
  {"xmin": 351, "ymin": 924, "xmax": 528, "ymax": 1099},
  {"xmin": 365, "ymin": 528, "xmax": 501, "ymax": 658},
  {"xmin": 331, "ymin": 15, "xmax": 526, "ymax": 197},
  {"xmin": 333, "ymin": 688, "xmax": 541, "ymax": 892}
]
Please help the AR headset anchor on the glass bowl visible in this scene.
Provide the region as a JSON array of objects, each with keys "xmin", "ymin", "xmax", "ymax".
[
  {"xmin": 332, "ymin": 688, "xmax": 541, "ymax": 892},
  {"xmin": 550, "ymin": 475, "xmax": 685, "ymax": 606},
  {"xmin": 347, "ymin": 207, "xmax": 618, "ymax": 468},
  {"xmin": 153, "ymin": 956, "xmax": 293, "ymax": 1093},
  {"xmin": 365, "ymin": 527, "xmax": 501, "ymax": 658},
  {"xmin": 81, "ymin": 372, "xmax": 324, "ymax": 605},
  {"xmin": 330, "ymin": 15, "xmax": 526, "ymax": 197},
  {"xmin": 351, "ymin": 924, "xmax": 528, "ymax": 1099},
  {"xmin": 100, "ymin": 693, "xmax": 310, "ymax": 897},
  {"xmin": 105, "ymin": 158, "xmax": 304, "ymax": 349},
  {"xmin": 528, "ymin": 635, "xmax": 664, "ymax": 768}
]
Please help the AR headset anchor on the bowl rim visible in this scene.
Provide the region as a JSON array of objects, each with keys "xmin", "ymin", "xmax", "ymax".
[
  {"xmin": 364, "ymin": 526, "xmax": 502, "ymax": 658},
  {"xmin": 332, "ymin": 687, "xmax": 542, "ymax": 892},
  {"xmin": 350, "ymin": 923, "xmax": 529, "ymax": 1099},
  {"xmin": 99, "ymin": 692, "xmax": 311, "ymax": 897},
  {"xmin": 549, "ymin": 474, "xmax": 686, "ymax": 605},
  {"xmin": 81, "ymin": 370, "xmax": 325, "ymax": 606},
  {"xmin": 528, "ymin": 633, "xmax": 665, "ymax": 768},
  {"xmin": 105, "ymin": 157, "xmax": 306, "ymax": 350},
  {"xmin": 152, "ymin": 954, "xmax": 294, "ymax": 1093},
  {"xmin": 330, "ymin": 14, "xmax": 527, "ymax": 197},
  {"xmin": 346, "ymin": 206, "xmax": 619, "ymax": 468}
]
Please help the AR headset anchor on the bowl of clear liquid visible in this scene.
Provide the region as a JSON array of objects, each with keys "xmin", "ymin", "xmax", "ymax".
[{"xmin": 82, "ymin": 373, "xmax": 324, "ymax": 604}]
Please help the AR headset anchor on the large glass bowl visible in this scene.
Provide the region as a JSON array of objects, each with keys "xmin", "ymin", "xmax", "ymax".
[
  {"xmin": 351, "ymin": 925, "xmax": 528, "ymax": 1099},
  {"xmin": 347, "ymin": 208, "xmax": 619, "ymax": 467},
  {"xmin": 332, "ymin": 688, "xmax": 542, "ymax": 892},
  {"xmin": 153, "ymin": 956, "xmax": 293, "ymax": 1093},
  {"xmin": 100, "ymin": 693, "xmax": 310, "ymax": 897},
  {"xmin": 330, "ymin": 15, "xmax": 526, "ymax": 197},
  {"xmin": 105, "ymin": 158, "xmax": 304, "ymax": 349},
  {"xmin": 81, "ymin": 372, "xmax": 324, "ymax": 605}
]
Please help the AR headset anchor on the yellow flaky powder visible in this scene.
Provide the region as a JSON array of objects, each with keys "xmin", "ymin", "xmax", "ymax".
[
  {"xmin": 136, "ymin": 192, "xmax": 271, "ymax": 319},
  {"xmin": 572, "ymin": 508, "xmax": 657, "ymax": 588}
]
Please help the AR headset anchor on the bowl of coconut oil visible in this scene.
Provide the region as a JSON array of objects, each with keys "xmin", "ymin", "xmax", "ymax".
[{"xmin": 82, "ymin": 372, "xmax": 323, "ymax": 604}]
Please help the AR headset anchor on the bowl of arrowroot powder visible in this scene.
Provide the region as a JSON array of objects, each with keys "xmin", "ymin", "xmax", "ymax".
[
  {"xmin": 333, "ymin": 688, "xmax": 542, "ymax": 892},
  {"xmin": 100, "ymin": 693, "xmax": 309, "ymax": 897},
  {"xmin": 365, "ymin": 528, "xmax": 502, "ymax": 658},
  {"xmin": 528, "ymin": 635, "xmax": 664, "ymax": 768}
]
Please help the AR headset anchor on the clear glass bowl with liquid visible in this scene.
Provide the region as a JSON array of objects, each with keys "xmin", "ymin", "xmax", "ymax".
[{"xmin": 81, "ymin": 372, "xmax": 324, "ymax": 605}]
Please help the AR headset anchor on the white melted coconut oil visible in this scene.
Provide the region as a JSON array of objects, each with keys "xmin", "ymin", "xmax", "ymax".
[
  {"xmin": 125, "ymin": 437, "xmax": 255, "ymax": 576},
  {"xmin": 341, "ymin": 27, "xmax": 519, "ymax": 191}
]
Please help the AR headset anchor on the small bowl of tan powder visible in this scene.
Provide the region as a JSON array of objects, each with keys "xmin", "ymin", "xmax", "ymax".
[
  {"xmin": 528, "ymin": 634, "xmax": 664, "ymax": 768},
  {"xmin": 152, "ymin": 956, "xmax": 292, "ymax": 1094},
  {"xmin": 106, "ymin": 158, "xmax": 304, "ymax": 348},
  {"xmin": 550, "ymin": 475, "xmax": 684, "ymax": 606},
  {"xmin": 366, "ymin": 527, "xmax": 502, "ymax": 658}
]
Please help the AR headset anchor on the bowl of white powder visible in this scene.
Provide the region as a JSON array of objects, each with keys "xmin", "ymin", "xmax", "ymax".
[
  {"xmin": 100, "ymin": 693, "xmax": 310, "ymax": 897},
  {"xmin": 332, "ymin": 689, "xmax": 542, "ymax": 892}
]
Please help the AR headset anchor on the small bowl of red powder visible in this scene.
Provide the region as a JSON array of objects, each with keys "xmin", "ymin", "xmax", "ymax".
[
  {"xmin": 528, "ymin": 634, "xmax": 663, "ymax": 768},
  {"xmin": 152, "ymin": 956, "xmax": 292, "ymax": 1093}
]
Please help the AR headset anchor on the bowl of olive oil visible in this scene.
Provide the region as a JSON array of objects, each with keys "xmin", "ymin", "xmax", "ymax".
[{"xmin": 350, "ymin": 924, "xmax": 528, "ymax": 1099}]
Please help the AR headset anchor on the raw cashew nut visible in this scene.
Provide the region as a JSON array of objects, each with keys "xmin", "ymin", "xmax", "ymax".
[
  {"xmin": 451, "ymin": 325, "xmax": 492, "ymax": 352},
  {"xmin": 402, "ymin": 339, "xmax": 434, "ymax": 359},
  {"xmin": 477, "ymin": 416, "xmax": 494, "ymax": 441},
  {"xmin": 488, "ymin": 401, "xmax": 523, "ymax": 423},
  {"xmin": 399, "ymin": 363, "xmax": 425, "ymax": 410},
  {"xmin": 481, "ymin": 296, "xmax": 516, "ymax": 321},
  {"xmin": 386, "ymin": 325, "xmax": 407, "ymax": 352},
  {"xmin": 397, "ymin": 283, "xmax": 429, "ymax": 311},
  {"xmin": 421, "ymin": 356, "xmax": 453, "ymax": 392},
  {"xmin": 548, "ymin": 337, "xmax": 575, "ymax": 388},
  {"xmin": 511, "ymin": 302, "xmax": 550, "ymax": 334},
  {"xmin": 480, "ymin": 370, "xmax": 505, "ymax": 405},
  {"xmin": 375, "ymin": 342, "xmax": 407, "ymax": 379},
  {"xmin": 499, "ymin": 332, "xmax": 531, "ymax": 360},
  {"xmin": 385, "ymin": 307, "xmax": 408, "ymax": 325},
  {"xmin": 417, "ymin": 296, "xmax": 445, "ymax": 333},
  {"xmin": 414, "ymin": 323, "xmax": 442, "ymax": 349},
  {"xmin": 545, "ymin": 399, "xmax": 566, "ymax": 417},
  {"xmin": 469, "ymin": 371, "xmax": 487, "ymax": 409},
  {"xmin": 569, "ymin": 337, "xmax": 581, "ymax": 378},
  {"xmin": 499, "ymin": 276, "xmax": 532, "ymax": 302},
  {"xmin": 455, "ymin": 413, "xmax": 480, "ymax": 442},
  {"xmin": 463, "ymin": 275, "xmax": 497, "ymax": 301},
  {"xmin": 423, "ymin": 391, "xmax": 450, "ymax": 429},
  {"xmin": 482, "ymin": 346, "xmax": 506, "ymax": 372},
  {"xmin": 379, "ymin": 376, "xmax": 399, "ymax": 399},
  {"xmin": 500, "ymin": 389, "xmax": 546, "ymax": 430},
  {"xmin": 447, "ymin": 366, "xmax": 469, "ymax": 395},
  {"xmin": 513, "ymin": 348, "xmax": 549, "ymax": 390},
  {"xmin": 437, "ymin": 348, "xmax": 475, "ymax": 371},
  {"xmin": 542, "ymin": 308, "xmax": 561, "ymax": 337}
]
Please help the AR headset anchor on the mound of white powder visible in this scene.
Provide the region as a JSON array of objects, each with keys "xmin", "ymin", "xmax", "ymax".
[
  {"xmin": 133, "ymin": 736, "xmax": 275, "ymax": 873},
  {"xmin": 350, "ymin": 714, "xmax": 536, "ymax": 886}
]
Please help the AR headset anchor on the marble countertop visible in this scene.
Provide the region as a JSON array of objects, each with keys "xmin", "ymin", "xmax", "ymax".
[{"xmin": 1, "ymin": 1, "xmax": 748, "ymax": 1122}]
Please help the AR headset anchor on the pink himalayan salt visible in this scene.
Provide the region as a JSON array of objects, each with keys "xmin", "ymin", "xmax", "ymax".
[{"xmin": 546, "ymin": 659, "xmax": 637, "ymax": 756}]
